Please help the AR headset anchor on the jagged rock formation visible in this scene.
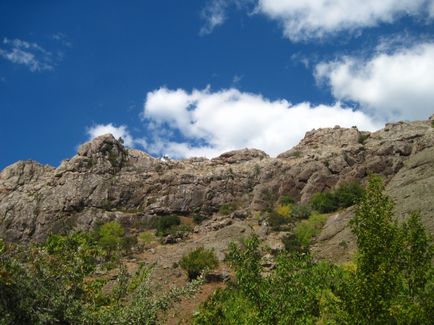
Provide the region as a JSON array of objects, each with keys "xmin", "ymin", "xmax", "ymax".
[{"xmin": 1, "ymin": 117, "xmax": 433, "ymax": 242}]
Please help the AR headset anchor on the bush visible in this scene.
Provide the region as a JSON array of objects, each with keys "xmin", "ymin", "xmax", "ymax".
[
  {"xmin": 218, "ymin": 203, "xmax": 235, "ymax": 215},
  {"xmin": 334, "ymin": 181, "xmax": 364, "ymax": 208},
  {"xmin": 97, "ymin": 221, "xmax": 126, "ymax": 252},
  {"xmin": 358, "ymin": 133, "xmax": 370, "ymax": 144},
  {"xmin": 266, "ymin": 211, "xmax": 290, "ymax": 231},
  {"xmin": 275, "ymin": 204, "xmax": 291, "ymax": 217},
  {"xmin": 310, "ymin": 191, "xmax": 337, "ymax": 213},
  {"xmin": 0, "ymin": 232, "xmax": 203, "ymax": 325},
  {"xmin": 279, "ymin": 195, "xmax": 295, "ymax": 206},
  {"xmin": 155, "ymin": 215, "xmax": 181, "ymax": 236},
  {"xmin": 138, "ymin": 231, "xmax": 156, "ymax": 248},
  {"xmin": 281, "ymin": 233, "xmax": 307, "ymax": 253},
  {"xmin": 180, "ymin": 247, "xmax": 218, "ymax": 280},
  {"xmin": 294, "ymin": 213, "xmax": 328, "ymax": 249},
  {"xmin": 291, "ymin": 203, "xmax": 312, "ymax": 219},
  {"xmin": 310, "ymin": 181, "xmax": 364, "ymax": 213},
  {"xmin": 193, "ymin": 214, "xmax": 207, "ymax": 224}
]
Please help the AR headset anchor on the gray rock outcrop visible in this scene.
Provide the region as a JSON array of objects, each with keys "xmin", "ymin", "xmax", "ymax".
[{"xmin": 1, "ymin": 117, "xmax": 433, "ymax": 242}]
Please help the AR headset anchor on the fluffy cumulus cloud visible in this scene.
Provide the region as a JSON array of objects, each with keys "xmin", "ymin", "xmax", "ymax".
[
  {"xmin": 141, "ymin": 87, "xmax": 380, "ymax": 158},
  {"xmin": 0, "ymin": 38, "xmax": 55, "ymax": 72},
  {"xmin": 256, "ymin": 0, "xmax": 434, "ymax": 41},
  {"xmin": 315, "ymin": 41, "xmax": 434, "ymax": 121},
  {"xmin": 87, "ymin": 123, "xmax": 134, "ymax": 147}
]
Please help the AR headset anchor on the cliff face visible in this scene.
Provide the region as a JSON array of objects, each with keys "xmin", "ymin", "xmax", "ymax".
[{"xmin": 1, "ymin": 117, "xmax": 433, "ymax": 242}]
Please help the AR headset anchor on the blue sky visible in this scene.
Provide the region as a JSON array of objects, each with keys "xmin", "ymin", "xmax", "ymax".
[{"xmin": 1, "ymin": 0, "xmax": 434, "ymax": 168}]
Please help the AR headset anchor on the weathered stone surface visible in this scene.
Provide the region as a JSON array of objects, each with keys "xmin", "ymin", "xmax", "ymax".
[
  {"xmin": 312, "ymin": 128, "xmax": 434, "ymax": 264},
  {"xmin": 1, "ymin": 118, "xmax": 433, "ymax": 243}
]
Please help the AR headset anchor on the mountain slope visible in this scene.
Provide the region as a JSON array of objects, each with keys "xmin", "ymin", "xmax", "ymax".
[{"xmin": 1, "ymin": 117, "xmax": 433, "ymax": 243}]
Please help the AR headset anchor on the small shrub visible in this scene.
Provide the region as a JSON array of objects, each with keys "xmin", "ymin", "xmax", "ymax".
[
  {"xmin": 180, "ymin": 247, "xmax": 218, "ymax": 280},
  {"xmin": 358, "ymin": 133, "xmax": 370, "ymax": 144},
  {"xmin": 193, "ymin": 214, "xmax": 207, "ymax": 225},
  {"xmin": 138, "ymin": 231, "xmax": 156, "ymax": 248},
  {"xmin": 295, "ymin": 213, "xmax": 328, "ymax": 247},
  {"xmin": 291, "ymin": 204, "xmax": 312, "ymax": 219},
  {"xmin": 275, "ymin": 204, "xmax": 291, "ymax": 217},
  {"xmin": 334, "ymin": 181, "xmax": 364, "ymax": 208},
  {"xmin": 267, "ymin": 211, "xmax": 290, "ymax": 231},
  {"xmin": 155, "ymin": 215, "xmax": 181, "ymax": 236},
  {"xmin": 310, "ymin": 192, "xmax": 337, "ymax": 213},
  {"xmin": 279, "ymin": 195, "xmax": 295, "ymax": 206},
  {"xmin": 219, "ymin": 203, "xmax": 235, "ymax": 215},
  {"xmin": 166, "ymin": 223, "xmax": 192, "ymax": 239},
  {"xmin": 282, "ymin": 233, "xmax": 307, "ymax": 253},
  {"xmin": 431, "ymin": 120, "xmax": 434, "ymax": 128},
  {"xmin": 97, "ymin": 220, "xmax": 125, "ymax": 251}
]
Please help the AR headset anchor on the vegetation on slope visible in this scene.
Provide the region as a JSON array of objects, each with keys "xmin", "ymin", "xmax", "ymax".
[
  {"xmin": 0, "ymin": 221, "xmax": 201, "ymax": 324},
  {"xmin": 194, "ymin": 177, "xmax": 434, "ymax": 324}
]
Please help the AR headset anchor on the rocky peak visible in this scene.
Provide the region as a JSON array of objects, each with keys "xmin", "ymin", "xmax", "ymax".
[
  {"xmin": 1, "ymin": 118, "xmax": 433, "ymax": 242},
  {"xmin": 0, "ymin": 160, "xmax": 53, "ymax": 190},
  {"xmin": 212, "ymin": 148, "xmax": 269, "ymax": 164},
  {"xmin": 57, "ymin": 134, "xmax": 128, "ymax": 174}
]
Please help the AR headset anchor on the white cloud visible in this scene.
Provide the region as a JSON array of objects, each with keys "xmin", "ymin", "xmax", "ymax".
[
  {"xmin": 87, "ymin": 123, "xmax": 134, "ymax": 147},
  {"xmin": 200, "ymin": 0, "xmax": 229, "ymax": 35},
  {"xmin": 315, "ymin": 41, "xmax": 434, "ymax": 121},
  {"xmin": 0, "ymin": 38, "xmax": 55, "ymax": 72},
  {"xmin": 141, "ymin": 87, "xmax": 380, "ymax": 158},
  {"xmin": 257, "ymin": 0, "xmax": 434, "ymax": 41}
]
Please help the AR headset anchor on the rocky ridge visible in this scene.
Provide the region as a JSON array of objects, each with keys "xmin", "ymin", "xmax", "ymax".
[{"xmin": 1, "ymin": 117, "xmax": 433, "ymax": 244}]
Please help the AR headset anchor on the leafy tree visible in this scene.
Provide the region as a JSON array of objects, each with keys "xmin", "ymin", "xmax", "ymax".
[
  {"xmin": 97, "ymin": 220, "xmax": 125, "ymax": 251},
  {"xmin": 348, "ymin": 176, "xmax": 434, "ymax": 323}
]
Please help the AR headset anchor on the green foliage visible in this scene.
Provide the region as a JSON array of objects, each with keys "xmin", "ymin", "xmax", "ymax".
[
  {"xmin": 348, "ymin": 176, "xmax": 434, "ymax": 323},
  {"xmin": 291, "ymin": 203, "xmax": 312, "ymax": 219},
  {"xmin": 310, "ymin": 191, "xmax": 338, "ymax": 213},
  {"xmin": 266, "ymin": 210, "xmax": 290, "ymax": 231},
  {"xmin": 294, "ymin": 212, "xmax": 328, "ymax": 247},
  {"xmin": 180, "ymin": 247, "xmax": 218, "ymax": 280},
  {"xmin": 89, "ymin": 264, "xmax": 203, "ymax": 324},
  {"xmin": 334, "ymin": 181, "xmax": 365, "ymax": 208},
  {"xmin": 0, "ymin": 232, "xmax": 202, "ymax": 324},
  {"xmin": 195, "ymin": 235, "xmax": 348, "ymax": 324},
  {"xmin": 97, "ymin": 220, "xmax": 125, "ymax": 251},
  {"xmin": 154, "ymin": 215, "xmax": 181, "ymax": 236},
  {"xmin": 279, "ymin": 194, "xmax": 295, "ymax": 205},
  {"xmin": 193, "ymin": 214, "xmax": 207, "ymax": 224},
  {"xmin": 138, "ymin": 231, "xmax": 156, "ymax": 247},
  {"xmin": 358, "ymin": 133, "xmax": 370, "ymax": 144},
  {"xmin": 431, "ymin": 120, "xmax": 434, "ymax": 128},
  {"xmin": 275, "ymin": 204, "xmax": 291, "ymax": 217},
  {"xmin": 281, "ymin": 233, "xmax": 307, "ymax": 254},
  {"xmin": 196, "ymin": 177, "xmax": 434, "ymax": 323},
  {"xmin": 0, "ymin": 233, "xmax": 100, "ymax": 324},
  {"xmin": 218, "ymin": 203, "xmax": 235, "ymax": 215},
  {"xmin": 310, "ymin": 181, "xmax": 364, "ymax": 213}
]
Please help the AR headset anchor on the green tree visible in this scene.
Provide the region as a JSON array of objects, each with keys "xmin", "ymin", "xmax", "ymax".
[
  {"xmin": 98, "ymin": 220, "xmax": 125, "ymax": 252},
  {"xmin": 349, "ymin": 176, "xmax": 433, "ymax": 323},
  {"xmin": 349, "ymin": 176, "xmax": 402, "ymax": 322}
]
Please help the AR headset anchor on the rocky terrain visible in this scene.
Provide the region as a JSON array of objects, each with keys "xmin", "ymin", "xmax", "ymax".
[{"xmin": 1, "ymin": 116, "xmax": 433, "ymax": 256}]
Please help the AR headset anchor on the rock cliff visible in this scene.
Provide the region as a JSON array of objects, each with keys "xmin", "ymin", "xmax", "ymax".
[{"xmin": 1, "ymin": 117, "xmax": 433, "ymax": 243}]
